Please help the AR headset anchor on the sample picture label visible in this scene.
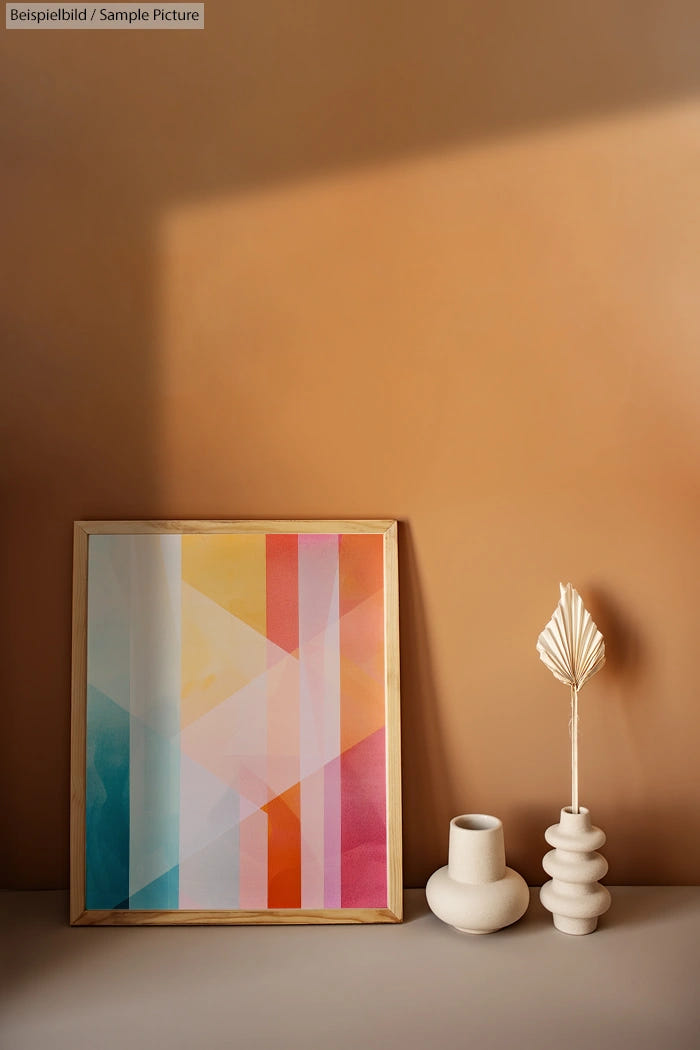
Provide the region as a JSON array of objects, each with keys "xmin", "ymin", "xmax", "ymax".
[{"xmin": 5, "ymin": 3, "xmax": 205, "ymax": 29}]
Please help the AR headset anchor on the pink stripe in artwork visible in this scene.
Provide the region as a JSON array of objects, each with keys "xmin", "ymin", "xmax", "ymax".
[
  {"xmin": 341, "ymin": 727, "xmax": 387, "ymax": 908},
  {"xmin": 298, "ymin": 535, "xmax": 340, "ymax": 908},
  {"xmin": 298, "ymin": 534, "xmax": 339, "ymax": 646}
]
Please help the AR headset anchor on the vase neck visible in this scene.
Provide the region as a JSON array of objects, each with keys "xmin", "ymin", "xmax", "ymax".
[{"xmin": 447, "ymin": 815, "xmax": 506, "ymax": 884}]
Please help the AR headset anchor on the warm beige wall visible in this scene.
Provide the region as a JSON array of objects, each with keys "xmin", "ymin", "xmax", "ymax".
[{"xmin": 2, "ymin": 3, "xmax": 700, "ymax": 888}]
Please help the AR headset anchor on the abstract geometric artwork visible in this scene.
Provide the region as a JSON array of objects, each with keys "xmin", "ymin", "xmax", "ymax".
[{"xmin": 70, "ymin": 520, "xmax": 402, "ymax": 924}]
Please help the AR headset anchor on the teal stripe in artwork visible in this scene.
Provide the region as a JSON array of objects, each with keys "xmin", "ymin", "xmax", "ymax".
[
  {"xmin": 129, "ymin": 864, "xmax": 180, "ymax": 910},
  {"xmin": 86, "ymin": 686, "xmax": 130, "ymax": 909},
  {"xmin": 86, "ymin": 534, "xmax": 133, "ymax": 910},
  {"xmin": 86, "ymin": 534, "xmax": 182, "ymax": 911}
]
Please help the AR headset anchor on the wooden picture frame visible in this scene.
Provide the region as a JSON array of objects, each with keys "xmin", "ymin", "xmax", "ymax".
[{"xmin": 71, "ymin": 520, "xmax": 401, "ymax": 925}]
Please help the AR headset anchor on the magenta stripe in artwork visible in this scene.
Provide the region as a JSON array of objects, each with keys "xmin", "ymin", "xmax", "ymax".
[
  {"xmin": 323, "ymin": 757, "xmax": 342, "ymax": 908},
  {"xmin": 340, "ymin": 727, "xmax": 387, "ymax": 908}
]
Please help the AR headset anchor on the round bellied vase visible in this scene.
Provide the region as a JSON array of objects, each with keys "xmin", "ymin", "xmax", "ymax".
[
  {"xmin": 540, "ymin": 806, "xmax": 611, "ymax": 935},
  {"xmin": 426, "ymin": 815, "xmax": 529, "ymax": 934}
]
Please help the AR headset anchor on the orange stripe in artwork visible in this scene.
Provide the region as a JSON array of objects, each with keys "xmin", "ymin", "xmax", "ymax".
[
  {"xmin": 263, "ymin": 782, "xmax": 301, "ymax": 908},
  {"xmin": 339, "ymin": 534, "xmax": 385, "ymax": 754},
  {"xmin": 339, "ymin": 533, "xmax": 383, "ymax": 620},
  {"xmin": 266, "ymin": 535, "xmax": 299, "ymax": 654}
]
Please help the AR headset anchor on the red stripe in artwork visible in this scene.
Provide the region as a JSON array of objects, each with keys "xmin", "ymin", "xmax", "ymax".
[{"xmin": 266, "ymin": 534, "xmax": 299, "ymax": 654}]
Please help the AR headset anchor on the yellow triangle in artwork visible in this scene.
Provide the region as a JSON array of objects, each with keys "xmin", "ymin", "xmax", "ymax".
[
  {"xmin": 181, "ymin": 581, "xmax": 269, "ymax": 729},
  {"xmin": 182, "ymin": 534, "xmax": 266, "ymax": 637}
]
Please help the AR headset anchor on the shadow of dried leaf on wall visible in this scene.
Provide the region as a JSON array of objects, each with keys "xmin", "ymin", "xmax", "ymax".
[{"xmin": 585, "ymin": 585, "xmax": 645, "ymax": 685}]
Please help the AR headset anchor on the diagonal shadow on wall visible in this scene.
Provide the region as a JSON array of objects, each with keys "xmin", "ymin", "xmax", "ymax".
[{"xmin": 1, "ymin": 0, "xmax": 700, "ymax": 888}]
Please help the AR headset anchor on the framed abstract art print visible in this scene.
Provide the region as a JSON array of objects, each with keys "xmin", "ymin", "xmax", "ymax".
[{"xmin": 70, "ymin": 520, "xmax": 401, "ymax": 924}]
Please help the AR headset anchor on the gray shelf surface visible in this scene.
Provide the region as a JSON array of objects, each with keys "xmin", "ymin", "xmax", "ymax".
[{"xmin": 2, "ymin": 887, "xmax": 699, "ymax": 1049}]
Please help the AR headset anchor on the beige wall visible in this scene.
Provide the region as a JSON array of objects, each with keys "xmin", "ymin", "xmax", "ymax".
[{"xmin": 2, "ymin": 3, "xmax": 700, "ymax": 889}]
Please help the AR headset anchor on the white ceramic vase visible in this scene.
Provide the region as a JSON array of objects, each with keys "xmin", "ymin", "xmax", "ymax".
[
  {"xmin": 426, "ymin": 815, "xmax": 529, "ymax": 934},
  {"xmin": 540, "ymin": 806, "xmax": 611, "ymax": 935}
]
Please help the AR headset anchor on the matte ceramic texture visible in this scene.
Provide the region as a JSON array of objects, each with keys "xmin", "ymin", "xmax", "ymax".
[
  {"xmin": 540, "ymin": 806, "xmax": 611, "ymax": 935},
  {"xmin": 426, "ymin": 815, "xmax": 529, "ymax": 934}
]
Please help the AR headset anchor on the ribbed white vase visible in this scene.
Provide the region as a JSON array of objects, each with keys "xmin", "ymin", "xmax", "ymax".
[
  {"xmin": 426, "ymin": 815, "xmax": 529, "ymax": 934},
  {"xmin": 540, "ymin": 806, "xmax": 611, "ymax": 935}
]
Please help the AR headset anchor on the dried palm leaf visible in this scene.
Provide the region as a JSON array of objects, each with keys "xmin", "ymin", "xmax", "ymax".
[{"xmin": 537, "ymin": 583, "xmax": 605, "ymax": 813}]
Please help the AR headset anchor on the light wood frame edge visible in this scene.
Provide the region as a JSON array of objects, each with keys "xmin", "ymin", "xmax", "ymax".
[
  {"xmin": 70, "ymin": 523, "xmax": 89, "ymax": 924},
  {"xmin": 71, "ymin": 907, "xmax": 400, "ymax": 926},
  {"xmin": 383, "ymin": 521, "xmax": 403, "ymax": 921},
  {"xmin": 75, "ymin": 519, "xmax": 395, "ymax": 535},
  {"xmin": 70, "ymin": 519, "xmax": 402, "ymax": 925}
]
